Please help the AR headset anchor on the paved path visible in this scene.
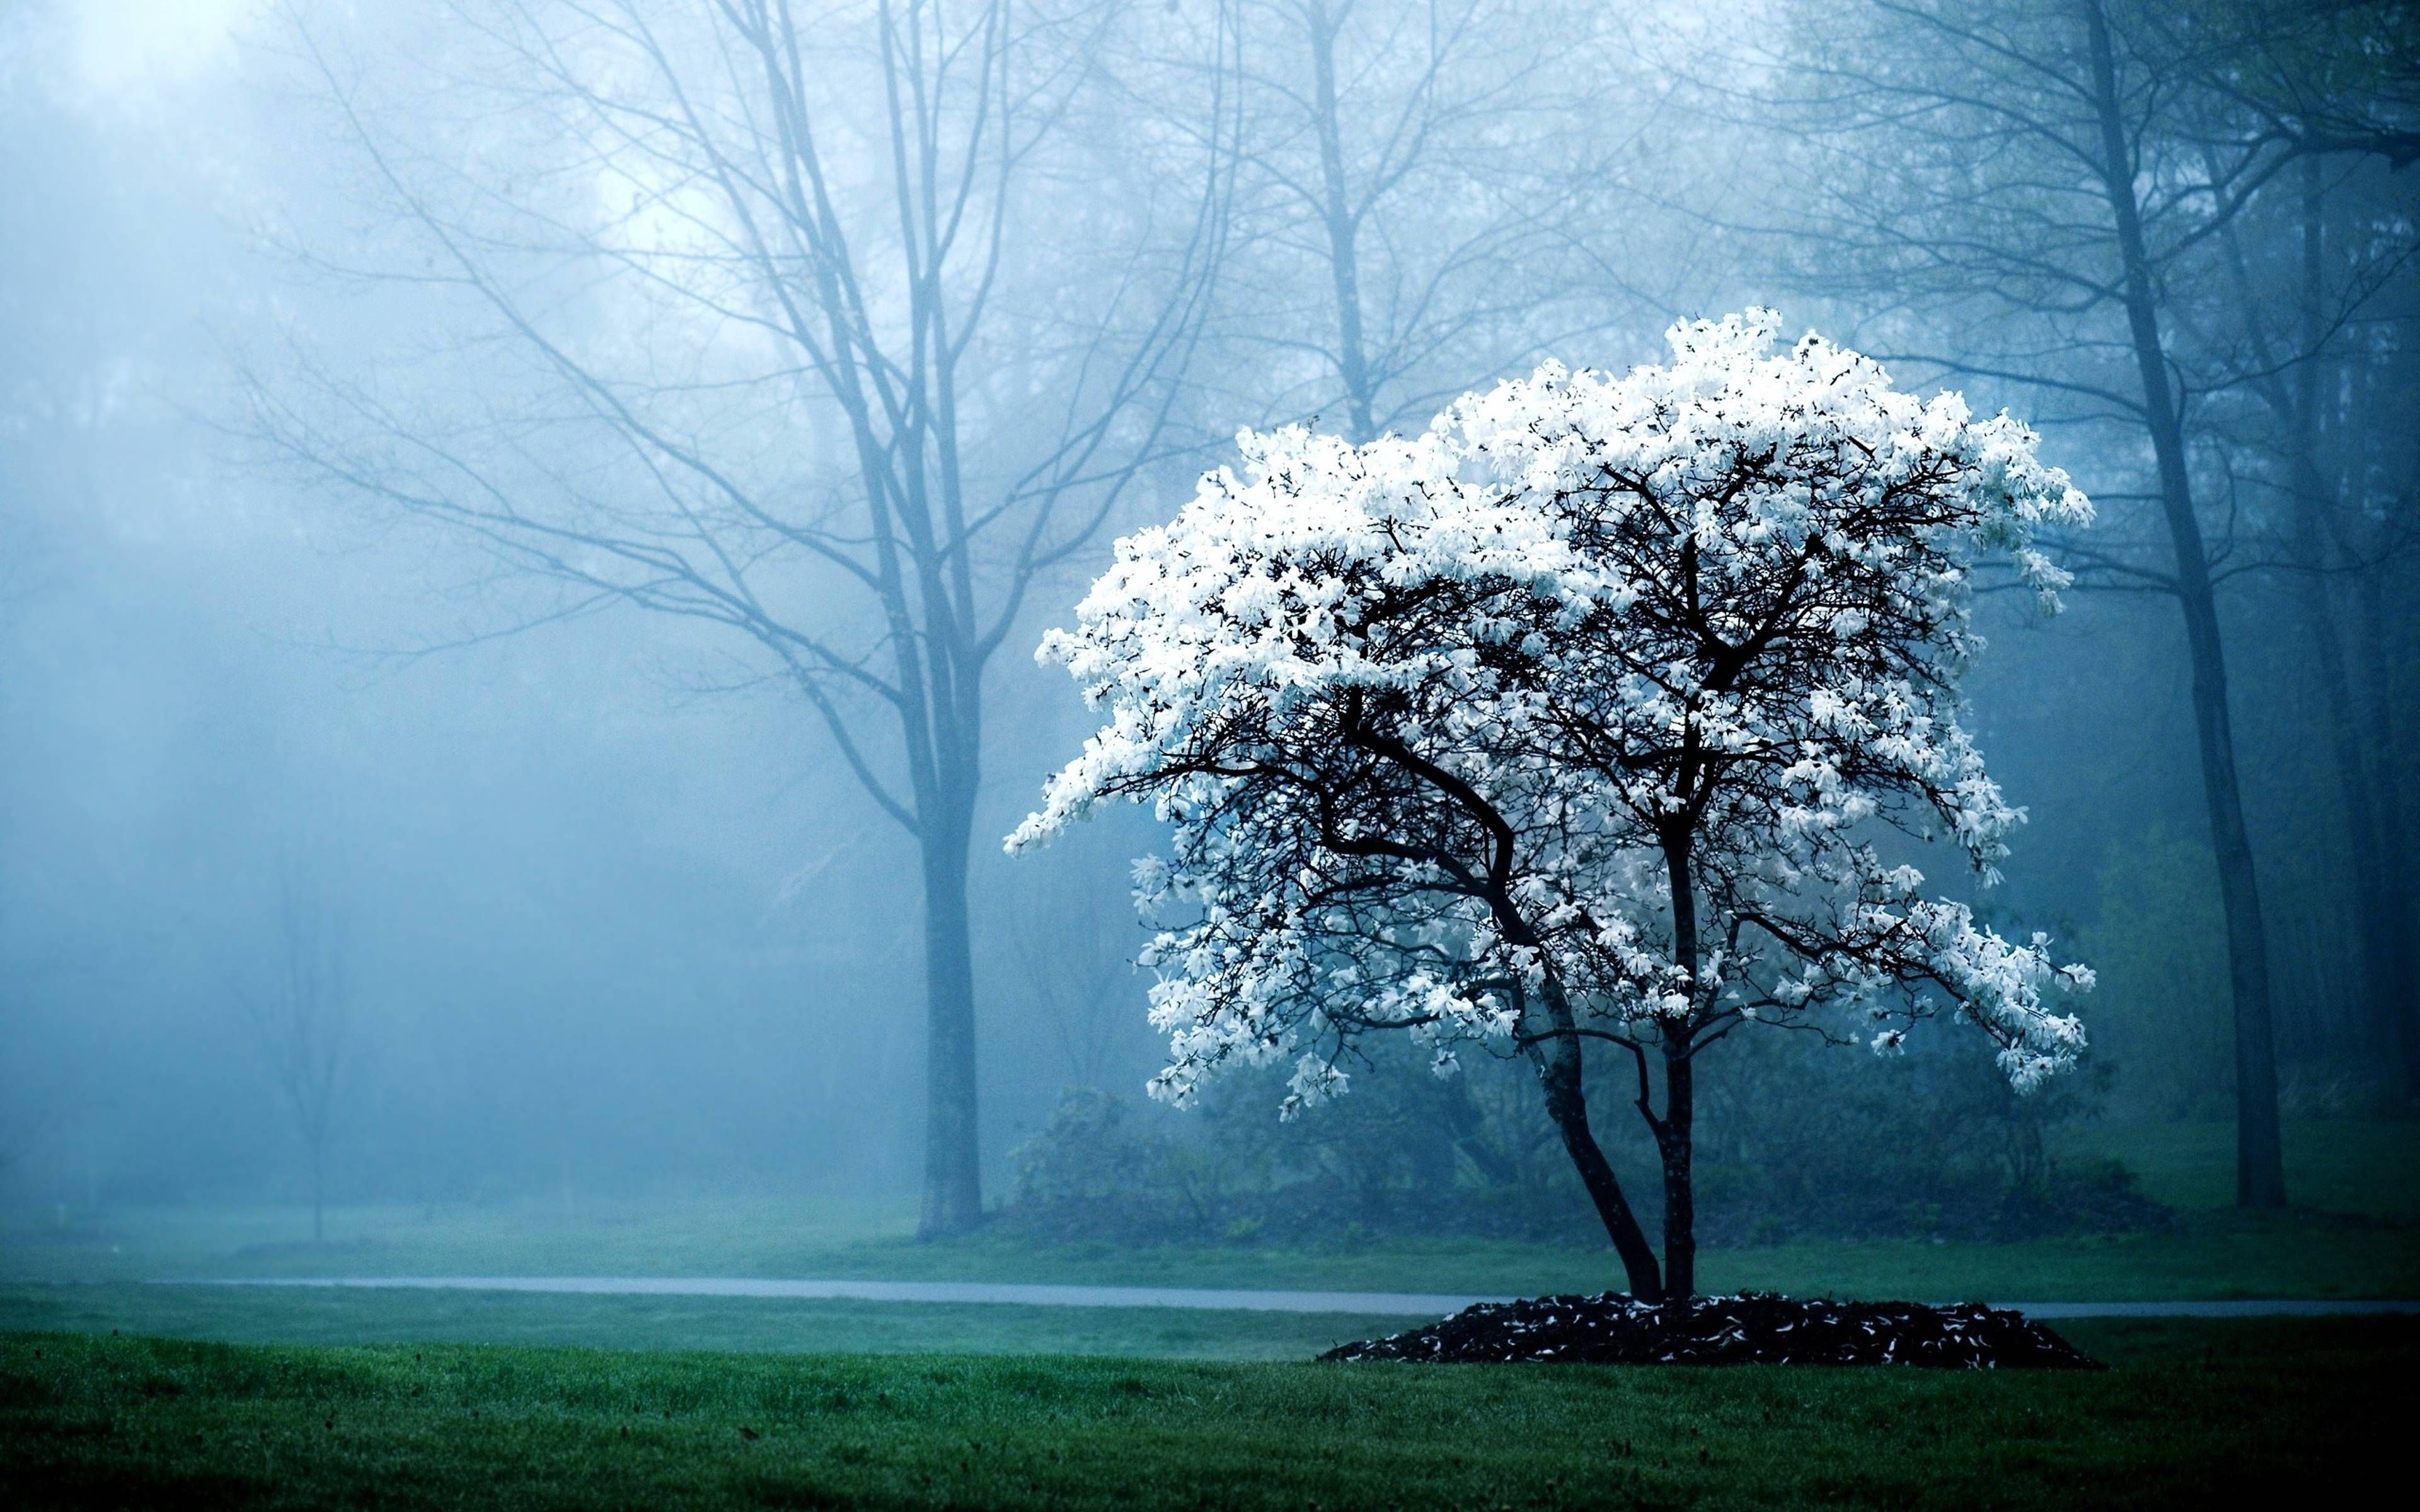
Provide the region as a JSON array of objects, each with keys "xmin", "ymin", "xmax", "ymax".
[
  {"xmin": 187, "ymin": 1276, "xmax": 2420, "ymax": 1320},
  {"xmin": 1978, "ymin": 1298, "xmax": 2420, "ymax": 1319}
]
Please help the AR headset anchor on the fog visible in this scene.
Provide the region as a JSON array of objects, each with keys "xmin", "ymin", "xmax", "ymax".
[{"xmin": 1, "ymin": 0, "xmax": 2411, "ymax": 1250}]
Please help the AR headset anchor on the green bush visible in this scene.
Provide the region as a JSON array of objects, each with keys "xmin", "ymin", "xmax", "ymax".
[{"xmin": 998, "ymin": 1029, "xmax": 2168, "ymax": 1249}]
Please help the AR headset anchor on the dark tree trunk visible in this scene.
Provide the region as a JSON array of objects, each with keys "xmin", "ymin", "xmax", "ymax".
[
  {"xmin": 918, "ymin": 811, "xmax": 984, "ymax": 1239},
  {"xmin": 2085, "ymin": 0, "xmax": 2285, "ymax": 1207},
  {"xmin": 2187, "ymin": 592, "xmax": 2288, "ymax": 1208},
  {"xmin": 2353, "ymin": 567, "xmax": 2420, "ymax": 1091},
  {"xmin": 1530, "ymin": 1044, "xmax": 1663, "ymax": 1302},
  {"xmin": 1654, "ymin": 843, "xmax": 1700, "ymax": 1300},
  {"xmin": 1659, "ymin": 1043, "xmax": 1695, "ymax": 1300},
  {"xmin": 2279, "ymin": 168, "xmax": 2415, "ymax": 1079},
  {"xmin": 2290, "ymin": 505, "xmax": 2399, "ymax": 1064},
  {"xmin": 2328, "ymin": 200, "xmax": 2420, "ymax": 1091},
  {"xmin": 1525, "ymin": 980, "xmax": 1663, "ymax": 1301}
]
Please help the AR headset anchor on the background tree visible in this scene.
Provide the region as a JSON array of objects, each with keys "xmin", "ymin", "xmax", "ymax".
[
  {"xmin": 236, "ymin": 873, "xmax": 351, "ymax": 1244},
  {"xmin": 249, "ymin": 0, "xmax": 1236, "ymax": 1234},
  {"xmin": 1007, "ymin": 871, "xmax": 1142, "ymax": 1092},
  {"xmin": 1015, "ymin": 313, "xmax": 2095, "ymax": 1300},
  {"xmin": 2200, "ymin": 152, "xmax": 2420, "ymax": 1089},
  {"xmin": 1207, "ymin": 0, "xmax": 1646, "ymax": 442},
  {"xmin": 1745, "ymin": 0, "xmax": 2420, "ymax": 1204}
]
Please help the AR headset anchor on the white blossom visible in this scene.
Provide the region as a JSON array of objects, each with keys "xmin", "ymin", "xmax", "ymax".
[{"xmin": 1013, "ymin": 310, "xmax": 2094, "ymax": 1116}]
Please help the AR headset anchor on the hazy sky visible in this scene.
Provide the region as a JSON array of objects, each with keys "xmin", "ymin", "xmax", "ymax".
[{"xmin": 57, "ymin": 0, "xmax": 260, "ymax": 94}]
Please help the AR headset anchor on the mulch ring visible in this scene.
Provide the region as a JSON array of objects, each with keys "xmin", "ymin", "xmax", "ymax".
[{"xmin": 1319, "ymin": 1292, "xmax": 2100, "ymax": 1369}]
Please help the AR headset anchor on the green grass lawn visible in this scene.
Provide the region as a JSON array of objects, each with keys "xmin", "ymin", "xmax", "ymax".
[
  {"xmin": 3, "ymin": 1318, "xmax": 2406, "ymax": 1509},
  {"xmin": 2048, "ymin": 1116, "xmax": 2420, "ymax": 1217},
  {"xmin": 3, "ymin": 1123, "xmax": 2407, "ymax": 1506},
  {"xmin": 0, "ymin": 1285, "xmax": 1396, "ymax": 1361},
  {"xmin": 11, "ymin": 1203, "xmax": 2412, "ymax": 1300}
]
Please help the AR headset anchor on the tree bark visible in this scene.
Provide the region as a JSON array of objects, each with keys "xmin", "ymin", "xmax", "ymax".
[
  {"xmin": 2353, "ymin": 566, "xmax": 2420, "ymax": 1091},
  {"xmin": 1658, "ymin": 1043, "xmax": 1695, "ymax": 1300},
  {"xmin": 1529, "ymin": 1043, "xmax": 1662, "ymax": 1302},
  {"xmin": 1524, "ymin": 980, "xmax": 1662, "ymax": 1300},
  {"xmin": 918, "ymin": 810, "xmax": 984, "ymax": 1239},
  {"xmin": 2085, "ymin": 0, "xmax": 2285, "ymax": 1206},
  {"xmin": 1655, "ymin": 844, "xmax": 1699, "ymax": 1300}
]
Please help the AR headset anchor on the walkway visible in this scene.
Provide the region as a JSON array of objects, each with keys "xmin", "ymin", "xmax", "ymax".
[{"xmin": 188, "ymin": 1276, "xmax": 2420, "ymax": 1320}]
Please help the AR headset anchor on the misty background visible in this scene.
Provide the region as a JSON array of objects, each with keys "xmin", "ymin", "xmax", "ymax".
[{"xmin": 1, "ymin": 0, "xmax": 2410, "ymax": 1236}]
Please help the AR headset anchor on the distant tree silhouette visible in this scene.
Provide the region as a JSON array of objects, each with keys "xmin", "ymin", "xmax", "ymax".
[{"xmin": 238, "ymin": 871, "xmax": 350, "ymax": 1244}]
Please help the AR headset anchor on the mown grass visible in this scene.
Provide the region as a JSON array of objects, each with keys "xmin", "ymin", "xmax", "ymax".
[
  {"xmin": 2048, "ymin": 1117, "xmax": 2420, "ymax": 1217},
  {"xmin": 0, "ymin": 1284, "xmax": 1393, "ymax": 1361},
  {"xmin": 3, "ymin": 1317, "xmax": 2404, "ymax": 1509},
  {"xmin": 11, "ymin": 1213, "xmax": 2414, "ymax": 1300}
]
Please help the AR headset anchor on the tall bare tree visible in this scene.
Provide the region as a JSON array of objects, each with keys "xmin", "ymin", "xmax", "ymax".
[
  {"xmin": 1750, "ymin": 0, "xmax": 2419, "ymax": 1205},
  {"xmin": 250, "ymin": 0, "xmax": 1236, "ymax": 1233}
]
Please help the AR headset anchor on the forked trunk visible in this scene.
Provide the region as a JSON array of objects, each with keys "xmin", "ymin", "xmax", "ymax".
[
  {"xmin": 1526, "ymin": 980, "xmax": 1663, "ymax": 1302},
  {"xmin": 1531, "ymin": 1046, "xmax": 1663, "ymax": 1302}
]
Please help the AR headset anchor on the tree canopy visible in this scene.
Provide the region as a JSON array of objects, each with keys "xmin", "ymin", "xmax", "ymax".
[{"xmin": 1016, "ymin": 311, "xmax": 2097, "ymax": 1298}]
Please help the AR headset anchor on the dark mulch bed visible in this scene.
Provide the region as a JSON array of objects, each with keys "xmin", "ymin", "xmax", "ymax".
[{"xmin": 1319, "ymin": 1291, "xmax": 2100, "ymax": 1370}]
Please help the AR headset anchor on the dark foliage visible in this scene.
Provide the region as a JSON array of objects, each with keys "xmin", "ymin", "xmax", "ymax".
[
  {"xmin": 999, "ymin": 1033, "xmax": 2172, "ymax": 1248},
  {"xmin": 1688, "ymin": 1033, "xmax": 2173, "ymax": 1245},
  {"xmin": 1320, "ymin": 1292, "xmax": 2101, "ymax": 1368}
]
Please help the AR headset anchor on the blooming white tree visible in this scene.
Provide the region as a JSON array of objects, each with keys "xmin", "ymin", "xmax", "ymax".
[{"xmin": 1012, "ymin": 311, "xmax": 2097, "ymax": 1302}]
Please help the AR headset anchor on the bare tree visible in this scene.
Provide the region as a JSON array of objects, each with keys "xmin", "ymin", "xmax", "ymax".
[
  {"xmin": 2203, "ymin": 154, "xmax": 2420, "ymax": 1089},
  {"xmin": 1211, "ymin": 0, "xmax": 1647, "ymax": 441},
  {"xmin": 238, "ymin": 873, "xmax": 350, "ymax": 1244},
  {"xmin": 1745, "ymin": 0, "xmax": 2420, "ymax": 1205},
  {"xmin": 1006, "ymin": 882, "xmax": 1136, "ymax": 1090},
  {"xmin": 248, "ymin": 0, "xmax": 1236, "ymax": 1234}
]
